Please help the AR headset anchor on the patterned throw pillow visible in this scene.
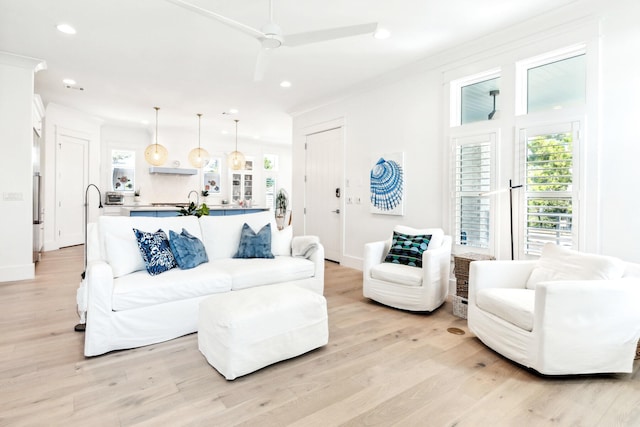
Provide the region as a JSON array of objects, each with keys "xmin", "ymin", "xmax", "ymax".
[
  {"xmin": 169, "ymin": 228, "xmax": 208, "ymax": 270},
  {"xmin": 233, "ymin": 223, "xmax": 275, "ymax": 259},
  {"xmin": 133, "ymin": 228, "xmax": 177, "ymax": 276},
  {"xmin": 384, "ymin": 231, "xmax": 432, "ymax": 268}
]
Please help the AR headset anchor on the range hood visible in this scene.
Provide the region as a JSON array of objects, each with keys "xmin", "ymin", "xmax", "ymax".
[{"xmin": 149, "ymin": 167, "xmax": 197, "ymax": 175}]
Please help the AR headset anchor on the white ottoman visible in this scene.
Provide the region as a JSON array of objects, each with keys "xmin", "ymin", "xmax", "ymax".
[{"xmin": 198, "ymin": 283, "xmax": 328, "ymax": 380}]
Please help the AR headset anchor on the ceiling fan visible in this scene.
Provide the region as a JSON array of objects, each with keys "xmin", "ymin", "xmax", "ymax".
[{"xmin": 165, "ymin": 0, "xmax": 378, "ymax": 81}]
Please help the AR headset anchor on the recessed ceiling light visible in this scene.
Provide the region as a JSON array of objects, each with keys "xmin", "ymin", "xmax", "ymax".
[
  {"xmin": 374, "ymin": 28, "xmax": 390, "ymax": 40},
  {"xmin": 141, "ymin": 120, "xmax": 149, "ymax": 125},
  {"xmin": 63, "ymin": 78, "xmax": 76, "ymax": 85},
  {"xmin": 280, "ymin": 81, "xmax": 291, "ymax": 88},
  {"xmin": 56, "ymin": 23, "xmax": 77, "ymax": 35},
  {"xmin": 254, "ymin": 135, "xmax": 260, "ymax": 140},
  {"xmin": 229, "ymin": 108, "xmax": 239, "ymax": 114},
  {"xmin": 221, "ymin": 130, "xmax": 229, "ymax": 135}
]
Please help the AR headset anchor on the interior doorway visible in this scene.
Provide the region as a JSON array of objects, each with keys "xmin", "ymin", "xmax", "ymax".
[
  {"xmin": 304, "ymin": 127, "xmax": 343, "ymax": 263},
  {"xmin": 55, "ymin": 133, "xmax": 88, "ymax": 248}
]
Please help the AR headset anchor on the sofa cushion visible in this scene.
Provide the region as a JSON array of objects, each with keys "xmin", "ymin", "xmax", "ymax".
[
  {"xmin": 370, "ymin": 262, "xmax": 422, "ymax": 287},
  {"xmin": 526, "ymin": 243, "xmax": 625, "ymax": 290},
  {"xmin": 233, "ymin": 223, "xmax": 274, "ymax": 259},
  {"xmin": 169, "ymin": 228, "xmax": 209, "ymax": 269},
  {"xmin": 272, "ymin": 226, "xmax": 293, "ymax": 256},
  {"xmin": 476, "ymin": 288, "xmax": 535, "ymax": 331},
  {"xmin": 212, "ymin": 257, "xmax": 315, "ymax": 290},
  {"xmin": 98, "ymin": 216, "xmax": 202, "ymax": 261},
  {"xmin": 104, "ymin": 232, "xmax": 145, "ymax": 278},
  {"xmin": 112, "ymin": 264, "xmax": 232, "ymax": 311},
  {"xmin": 133, "ymin": 228, "xmax": 177, "ymax": 276},
  {"xmin": 199, "ymin": 211, "xmax": 280, "ymax": 260},
  {"xmin": 384, "ymin": 231, "xmax": 431, "ymax": 268}
]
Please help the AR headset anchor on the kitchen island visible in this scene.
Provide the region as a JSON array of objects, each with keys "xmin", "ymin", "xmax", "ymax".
[{"xmin": 109, "ymin": 204, "xmax": 268, "ymax": 217}]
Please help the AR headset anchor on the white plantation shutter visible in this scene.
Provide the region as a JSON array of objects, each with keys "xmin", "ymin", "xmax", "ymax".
[
  {"xmin": 453, "ymin": 133, "xmax": 495, "ymax": 249},
  {"xmin": 519, "ymin": 122, "xmax": 579, "ymax": 255}
]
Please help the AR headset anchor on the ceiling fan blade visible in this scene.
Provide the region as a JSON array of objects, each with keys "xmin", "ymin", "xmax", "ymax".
[
  {"xmin": 164, "ymin": 0, "xmax": 265, "ymax": 40},
  {"xmin": 283, "ymin": 22, "xmax": 378, "ymax": 47},
  {"xmin": 253, "ymin": 49, "xmax": 272, "ymax": 82}
]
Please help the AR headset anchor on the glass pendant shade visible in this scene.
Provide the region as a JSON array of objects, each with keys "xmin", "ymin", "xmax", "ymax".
[
  {"xmin": 144, "ymin": 107, "xmax": 168, "ymax": 166},
  {"xmin": 228, "ymin": 150, "xmax": 246, "ymax": 170},
  {"xmin": 188, "ymin": 113, "xmax": 210, "ymax": 168},
  {"xmin": 227, "ymin": 119, "xmax": 245, "ymax": 170},
  {"xmin": 189, "ymin": 147, "xmax": 210, "ymax": 168},
  {"xmin": 144, "ymin": 143, "xmax": 168, "ymax": 166}
]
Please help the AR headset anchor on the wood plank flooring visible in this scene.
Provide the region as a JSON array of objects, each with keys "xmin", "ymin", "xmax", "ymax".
[{"xmin": 0, "ymin": 246, "xmax": 638, "ymax": 426}]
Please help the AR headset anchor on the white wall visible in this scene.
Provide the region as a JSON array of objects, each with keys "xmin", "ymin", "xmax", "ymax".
[
  {"xmin": 292, "ymin": 1, "xmax": 640, "ymax": 267},
  {"xmin": 599, "ymin": 0, "xmax": 640, "ymax": 260},
  {"xmin": 292, "ymin": 72, "xmax": 444, "ymax": 268},
  {"xmin": 0, "ymin": 52, "xmax": 45, "ymax": 282}
]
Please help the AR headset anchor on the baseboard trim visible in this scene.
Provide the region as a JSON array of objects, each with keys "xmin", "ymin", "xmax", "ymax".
[{"xmin": 340, "ymin": 255, "xmax": 363, "ymax": 271}]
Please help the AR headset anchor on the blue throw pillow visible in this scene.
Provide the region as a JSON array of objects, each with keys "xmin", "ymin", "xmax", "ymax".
[
  {"xmin": 133, "ymin": 228, "xmax": 177, "ymax": 276},
  {"xmin": 169, "ymin": 228, "xmax": 208, "ymax": 270},
  {"xmin": 384, "ymin": 231, "xmax": 431, "ymax": 268},
  {"xmin": 233, "ymin": 223, "xmax": 274, "ymax": 259}
]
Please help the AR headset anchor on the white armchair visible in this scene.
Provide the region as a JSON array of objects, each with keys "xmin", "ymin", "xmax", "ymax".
[
  {"xmin": 468, "ymin": 243, "xmax": 640, "ymax": 375},
  {"xmin": 363, "ymin": 226, "xmax": 452, "ymax": 312}
]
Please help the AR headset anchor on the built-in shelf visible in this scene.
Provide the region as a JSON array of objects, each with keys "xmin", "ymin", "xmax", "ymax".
[{"xmin": 149, "ymin": 167, "xmax": 197, "ymax": 175}]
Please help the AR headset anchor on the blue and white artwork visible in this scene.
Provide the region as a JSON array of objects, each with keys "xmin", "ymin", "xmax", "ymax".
[{"xmin": 370, "ymin": 152, "xmax": 404, "ymax": 215}]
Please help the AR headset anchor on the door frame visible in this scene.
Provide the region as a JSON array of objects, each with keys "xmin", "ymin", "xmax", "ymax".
[{"xmin": 301, "ymin": 118, "xmax": 345, "ymax": 263}]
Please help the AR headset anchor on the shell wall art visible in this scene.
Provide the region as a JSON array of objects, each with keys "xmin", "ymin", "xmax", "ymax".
[{"xmin": 370, "ymin": 152, "xmax": 404, "ymax": 215}]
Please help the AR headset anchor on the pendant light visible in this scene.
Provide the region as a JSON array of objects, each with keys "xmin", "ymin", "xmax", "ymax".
[
  {"xmin": 144, "ymin": 107, "xmax": 168, "ymax": 166},
  {"xmin": 188, "ymin": 113, "xmax": 210, "ymax": 168},
  {"xmin": 227, "ymin": 119, "xmax": 245, "ymax": 170}
]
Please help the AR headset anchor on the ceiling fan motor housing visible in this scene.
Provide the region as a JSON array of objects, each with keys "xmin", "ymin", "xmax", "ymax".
[{"xmin": 260, "ymin": 22, "xmax": 283, "ymax": 48}]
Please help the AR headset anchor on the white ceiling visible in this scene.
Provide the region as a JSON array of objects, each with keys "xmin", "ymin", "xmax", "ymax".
[{"xmin": 0, "ymin": 0, "xmax": 582, "ymax": 144}]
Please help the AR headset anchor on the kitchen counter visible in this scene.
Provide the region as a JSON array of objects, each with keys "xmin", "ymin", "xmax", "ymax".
[{"xmin": 116, "ymin": 205, "xmax": 268, "ymax": 217}]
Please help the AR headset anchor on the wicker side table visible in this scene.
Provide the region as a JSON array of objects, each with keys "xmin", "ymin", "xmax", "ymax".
[{"xmin": 452, "ymin": 252, "xmax": 495, "ymax": 319}]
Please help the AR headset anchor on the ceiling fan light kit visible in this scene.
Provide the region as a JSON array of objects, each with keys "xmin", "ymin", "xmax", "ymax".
[
  {"xmin": 165, "ymin": 0, "xmax": 378, "ymax": 81},
  {"xmin": 144, "ymin": 107, "xmax": 169, "ymax": 166}
]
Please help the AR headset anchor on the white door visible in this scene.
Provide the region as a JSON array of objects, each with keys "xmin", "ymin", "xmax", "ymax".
[
  {"xmin": 56, "ymin": 134, "xmax": 88, "ymax": 247},
  {"xmin": 305, "ymin": 127, "xmax": 343, "ymax": 262}
]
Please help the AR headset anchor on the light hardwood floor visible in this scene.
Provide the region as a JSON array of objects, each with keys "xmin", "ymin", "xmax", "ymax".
[{"xmin": 1, "ymin": 246, "xmax": 638, "ymax": 426}]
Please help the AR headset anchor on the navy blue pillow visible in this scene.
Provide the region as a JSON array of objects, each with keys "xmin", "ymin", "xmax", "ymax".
[
  {"xmin": 384, "ymin": 231, "xmax": 431, "ymax": 268},
  {"xmin": 133, "ymin": 228, "xmax": 177, "ymax": 276},
  {"xmin": 169, "ymin": 228, "xmax": 208, "ymax": 270},
  {"xmin": 233, "ymin": 223, "xmax": 274, "ymax": 259}
]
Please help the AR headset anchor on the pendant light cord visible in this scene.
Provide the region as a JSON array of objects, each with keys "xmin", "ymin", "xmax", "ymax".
[
  {"xmin": 154, "ymin": 107, "xmax": 160, "ymax": 153},
  {"xmin": 234, "ymin": 119, "xmax": 239, "ymax": 151},
  {"xmin": 197, "ymin": 113, "xmax": 202, "ymax": 149}
]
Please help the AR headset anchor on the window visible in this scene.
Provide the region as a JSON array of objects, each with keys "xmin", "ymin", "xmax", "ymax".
[
  {"xmin": 516, "ymin": 45, "xmax": 586, "ymax": 115},
  {"xmin": 453, "ymin": 133, "xmax": 495, "ymax": 249},
  {"xmin": 450, "ymin": 69, "xmax": 501, "ymax": 126},
  {"xmin": 518, "ymin": 122, "xmax": 579, "ymax": 255},
  {"xmin": 264, "ymin": 154, "xmax": 278, "ymax": 171},
  {"xmin": 203, "ymin": 157, "xmax": 221, "ymax": 194},
  {"xmin": 111, "ymin": 150, "xmax": 135, "ymax": 192},
  {"xmin": 265, "ymin": 177, "xmax": 276, "ymax": 210},
  {"xmin": 461, "ymin": 77, "xmax": 501, "ymax": 124}
]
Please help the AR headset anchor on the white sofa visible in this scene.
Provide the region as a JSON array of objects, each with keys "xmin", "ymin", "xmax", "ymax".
[
  {"xmin": 468, "ymin": 243, "xmax": 640, "ymax": 375},
  {"xmin": 77, "ymin": 211, "xmax": 324, "ymax": 357},
  {"xmin": 363, "ymin": 226, "xmax": 452, "ymax": 312}
]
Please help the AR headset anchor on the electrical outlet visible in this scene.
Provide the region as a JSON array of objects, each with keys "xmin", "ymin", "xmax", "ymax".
[
  {"xmin": 355, "ymin": 197, "xmax": 361, "ymax": 204},
  {"xmin": 346, "ymin": 196, "xmax": 353, "ymax": 204}
]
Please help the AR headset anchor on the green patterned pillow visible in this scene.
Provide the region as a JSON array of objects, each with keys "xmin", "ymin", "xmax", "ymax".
[{"xmin": 384, "ymin": 231, "xmax": 431, "ymax": 268}]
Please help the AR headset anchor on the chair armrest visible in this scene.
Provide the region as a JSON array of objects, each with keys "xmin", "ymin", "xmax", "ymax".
[
  {"xmin": 468, "ymin": 260, "xmax": 537, "ymax": 304},
  {"xmin": 83, "ymin": 260, "xmax": 116, "ymax": 356},
  {"xmin": 533, "ymin": 278, "xmax": 640, "ymax": 372},
  {"xmin": 363, "ymin": 240, "xmax": 388, "ymax": 276}
]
